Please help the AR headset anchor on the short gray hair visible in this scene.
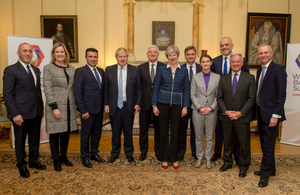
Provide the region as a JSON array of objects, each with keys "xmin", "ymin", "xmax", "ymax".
[
  {"xmin": 230, "ymin": 51, "xmax": 243, "ymax": 60},
  {"xmin": 147, "ymin": 45, "xmax": 159, "ymax": 53},
  {"xmin": 165, "ymin": 45, "xmax": 180, "ymax": 58}
]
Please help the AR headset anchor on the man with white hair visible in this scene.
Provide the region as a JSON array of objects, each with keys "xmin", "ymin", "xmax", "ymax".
[
  {"xmin": 138, "ymin": 45, "xmax": 165, "ymax": 161},
  {"xmin": 217, "ymin": 51, "xmax": 255, "ymax": 177}
]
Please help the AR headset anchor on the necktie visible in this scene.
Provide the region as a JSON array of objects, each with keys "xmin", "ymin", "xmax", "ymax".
[
  {"xmin": 223, "ymin": 57, "xmax": 228, "ymax": 75},
  {"xmin": 257, "ymin": 66, "xmax": 266, "ymax": 105},
  {"xmin": 232, "ymin": 73, "xmax": 238, "ymax": 95},
  {"xmin": 118, "ymin": 67, "xmax": 123, "ymax": 109},
  {"xmin": 93, "ymin": 68, "xmax": 101, "ymax": 89},
  {"xmin": 27, "ymin": 65, "xmax": 35, "ymax": 85},
  {"xmin": 151, "ymin": 64, "xmax": 155, "ymax": 83},
  {"xmin": 189, "ymin": 66, "xmax": 193, "ymax": 82}
]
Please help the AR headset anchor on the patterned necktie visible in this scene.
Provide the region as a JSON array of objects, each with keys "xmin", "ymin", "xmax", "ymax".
[
  {"xmin": 232, "ymin": 73, "xmax": 238, "ymax": 95},
  {"xmin": 223, "ymin": 57, "xmax": 228, "ymax": 75},
  {"xmin": 257, "ymin": 66, "xmax": 266, "ymax": 105},
  {"xmin": 151, "ymin": 64, "xmax": 155, "ymax": 84},
  {"xmin": 189, "ymin": 66, "xmax": 193, "ymax": 82},
  {"xmin": 27, "ymin": 65, "xmax": 35, "ymax": 86},
  {"xmin": 118, "ymin": 67, "xmax": 123, "ymax": 109},
  {"xmin": 93, "ymin": 68, "xmax": 101, "ymax": 89}
]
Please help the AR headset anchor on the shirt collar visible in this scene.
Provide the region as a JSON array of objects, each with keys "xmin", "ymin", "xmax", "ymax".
[
  {"xmin": 231, "ymin": 70, "xmax": 241, "ymax": 76},
  {"xmin": 202, "ymin": 71, "xmax": 211, "ymax": 76},
  {"xmin": 149, "ymin": 61, "xmax": 158, "ymax": 66},
  {"xmin": 19, "ymin": 60, "xmax": 31, "ymax": 68},
  {"xmin": 87, "ymin": 64, "xmax": 97, "ymax": 70},
  {"xmin": 167, "ymin": 63, "xmax": 181, "ymax": 69},
  {"xmin": 186, "ymin": 62, "xmax": 196, "ymax": 68},
  {"xmin": 118, "ymin": 64, "xmax": 127, "ymax": 70},
  {"xmin": 262, "ymin": 60, "xmax": 272, "ymax": 69},
  {"xmin": 223, "ymin": 55, "xmax": 230, "ymax": 60}
]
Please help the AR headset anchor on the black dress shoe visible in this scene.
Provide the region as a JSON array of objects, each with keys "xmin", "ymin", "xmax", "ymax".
[
  {"xmin": 219, "ymin": 164, "xmax": 232, "ymax": 172},
  {"xmin": 258, "ymin": 177, "xmax": 268, "ymax": 188},
  {"xmin": 139, "ymin": 153, "xmax": 147, "ymax": 161},
  {"xmin": 211, "ymin": 154, "xmax": 221, "ymax": 162},
  {"xmin": 53, "ymin": 160, "xmax": 62, "ymax": 172},
  {"xmin": 192, "ymin": 154, "xmax": 198, "ymax": 160},
  {"xmin": 254, "ymin": 171, "xmax": 276, "ymax": 177},
  {"xmin": 60, "ymin": 156, "xmax": 73, "ymax": 166},
  {"xmin": 18, "ymin": 166, "xmax": 30, "ymax": 178},
  {"xmin": 90, "ymin": 155, "xmax": 105, "ymax": 163},
  {"xmin": 108, "ymin": 156, "xmax": 118, "ymax": 163},
  {"xmin": 178, "ymin": 154, "xmax": 184, "ymax": 161},
  {"xmin": 82, "ymin": 159, "xmax": 92, "ymax": 168},
  {"xmin": 29, "ymin": 161, "xmax": 46, "ymax": 170},
  {"xmin": 127, "ymin": 155, "xmax": 134, "ymax": 162},
  {"xmin": 239, "ymin": 170, "xmax": 247, "ymax": 177}
]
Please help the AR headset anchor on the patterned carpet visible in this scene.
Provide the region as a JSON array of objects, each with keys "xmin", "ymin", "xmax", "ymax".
[{"xmin": 0, "ymin": 151, "xmax": 300, "ymax": 194}]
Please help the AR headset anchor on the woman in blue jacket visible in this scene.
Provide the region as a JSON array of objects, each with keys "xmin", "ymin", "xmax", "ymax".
[{"xmin": 152, "ymin": 45, "xmax": 190, "ymax": 169}]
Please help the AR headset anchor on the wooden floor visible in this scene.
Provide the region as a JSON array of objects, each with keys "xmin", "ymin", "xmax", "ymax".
[{"xmin": 0, "ymin": 130, "xmax": 299, "ymax": 154}]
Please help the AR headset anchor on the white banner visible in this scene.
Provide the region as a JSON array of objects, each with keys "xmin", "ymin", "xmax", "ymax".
[
  {"xmin": 281, "ymin": 43, "xmax": 300, "ymax": 146},
  {"xmin": 7, "ymin": 35, "xmax": 53, "ymax": 148}
]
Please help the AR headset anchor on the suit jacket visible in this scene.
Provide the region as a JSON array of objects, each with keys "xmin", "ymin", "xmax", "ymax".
[
  {"xmin": 3, "ymin": 61, "xmax": 43, "ymax": 120},
  {"xmin": 104, "ymin": 64, "xmax": 142, "ymax": 116},
  {"xmin": 74, "ymin": 64, "xmax": 105, "ymax": 115},
  {"xmin": 152, "ymin": 65, "xmax": 190, "ymax": 107},
  {"xmin": 181, "ymin": 63, "xmax": 202, "ymax": 74},
  {"xmin": 217, "ymin": 71, "xmax": 256, "ymax": 123},
  {"xmin": 138, "ymin": 61, "xmax": 165, "ymax": 110},
  {"xmin": 256, "ymin": 61, "xmax": 287, "ymax": 123},
  {"xmin": 211, "ymin": 55, "xmax": 249, "ymax": 75},
  {"xmin": 190, "ymin": 71, "xmax": 220, "ymax": 111}
]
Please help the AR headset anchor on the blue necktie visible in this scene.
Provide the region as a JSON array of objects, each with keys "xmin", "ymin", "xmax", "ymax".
[
  {"xmin": 257, "ymin": 66, "xmax": 266, "ymax": 105},
  {"xmin": 223, "ymin": 57, "xmax": 228, "ymax": 75},
  {"xmin": 27, "ymin": 65, "xmax": 35, "ymax": 86},
  {"xmin": 189, "ymin": 66, "xmax": 193, "ymax": 82},
  {"xmin": 118, "ymin": 67, "xmax": 123, "ymax": 109},
  {"xmin": 232, "ymin": 73, "xmax": 238, "ymax": 95},
  {"xmin": 93, "ymin": 68, "xmax": 101, "ymax": 89}
]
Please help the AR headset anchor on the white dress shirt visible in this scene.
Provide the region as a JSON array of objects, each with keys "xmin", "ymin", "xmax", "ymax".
[
  {"xmin": 117, "ymin": 64, "xmax": 127, "ymax": 102},
  {"xmin": 186, "ymin": 62, "xmax": 196, "ymax": 81},
  {"xmin": 222, "ymin": 55, "xmax": 230, "ymax": 75},
  {"xmin": 19, "ymin": 60, "xmax": 37, "ymax": 86},
  {"xmin": 167, "ymin": 63, "xmax": 181, "ymax": 79},
  {"xmin": 87, "ymin": 64, "xmax": 102, "ymax": 83}
]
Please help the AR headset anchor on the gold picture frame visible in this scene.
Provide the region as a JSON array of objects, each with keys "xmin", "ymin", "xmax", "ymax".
[
  {"xmin": 41, "ymin": 15, "xmax": 78, "ymax": 63},
  {"xmin": 152, "ymin": 21, "xmax": 175, "ymax": 50}
]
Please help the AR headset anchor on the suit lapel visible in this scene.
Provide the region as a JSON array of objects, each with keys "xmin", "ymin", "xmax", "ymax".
[
  {"xmin": 114, "ymin": 65, "xmax": 118, "ymax": 89},
  {"xmin": 227, "ymin": 72, "xmax": 234, "ymax": 98},
  {"xmin": 145, "ymin": 63, "xmax": 152, "ymax": 85},
  {"xmin": 198, "ymin": 72, "xmax": 207, "ymax": 95},
  {"xmin": 218, "ymin": 57, "xmax": 223, "ymax": 75},
  {"xmin": 233, "ymin": 71, "xmax": 245, "ymax": 98},
  {"xmin": 261, "ymin": 62, "xmax": 274, "ymax": 89},
  {"xmin": 196, "ymin": 64, "xmax": 202, "ymax": 73},
  {"xmin": 17, "ymin": 63, "xmax": 35, "ymax": 87},
  {"xmin": 126, "ymin": 64, "xmax": 132, "ymax": 88}
]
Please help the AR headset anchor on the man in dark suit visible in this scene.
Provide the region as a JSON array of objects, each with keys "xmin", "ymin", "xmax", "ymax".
[
  {"xmin": 3, "ymin": 43, "xmax": 45, "ymax": 178},
  {"xmin": 211, "ymin": 37, "xmax": 249, "ymax": 163},
  {"xmin": 104, "ymin": 47, "xmax": 142, "ymax": 163},
  {"xmin": 179, "ymin": 46, "xmax": 202, "ymax": 161},
  {"xmin": 138, "ymin": 45, "xmax": 165, "ymax": 161},
  {"xmin": 74, "ymin": 48, "xmax": 105, "ymax": 168},
  {"xmin": 217, "ymin": 52, "xmax": 255, "ymax": 177},
  {"xmin": 254, "ymin": 44, "xmax": 286, "ymax": 188}
]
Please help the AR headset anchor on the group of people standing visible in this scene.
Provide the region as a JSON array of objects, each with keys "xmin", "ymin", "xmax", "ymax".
[{"xmin": 3, "ymin": 37, "xmax": 286, "ymax": 189}]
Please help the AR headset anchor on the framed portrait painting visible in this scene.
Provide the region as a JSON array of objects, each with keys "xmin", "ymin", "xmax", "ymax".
[
  {"xmin": 152, "ymin": 21, "xmax": 175, "ymax": 50},
  {"xmin": 41, "ymin": 15, "xmax": 78, "ymax": 62},
  {"xmin": 245, "ymin": 13, "xmax": 291, "ymax": 68}
]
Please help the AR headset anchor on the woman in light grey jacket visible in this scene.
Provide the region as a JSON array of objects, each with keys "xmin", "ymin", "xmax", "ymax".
[
  {"xmin": 191, "ymin": 54, "xmax": 220, "ymax": 169},
  {"xmin": 43, "ymin": 42, "xmax": 77, "ymax": 172}
]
